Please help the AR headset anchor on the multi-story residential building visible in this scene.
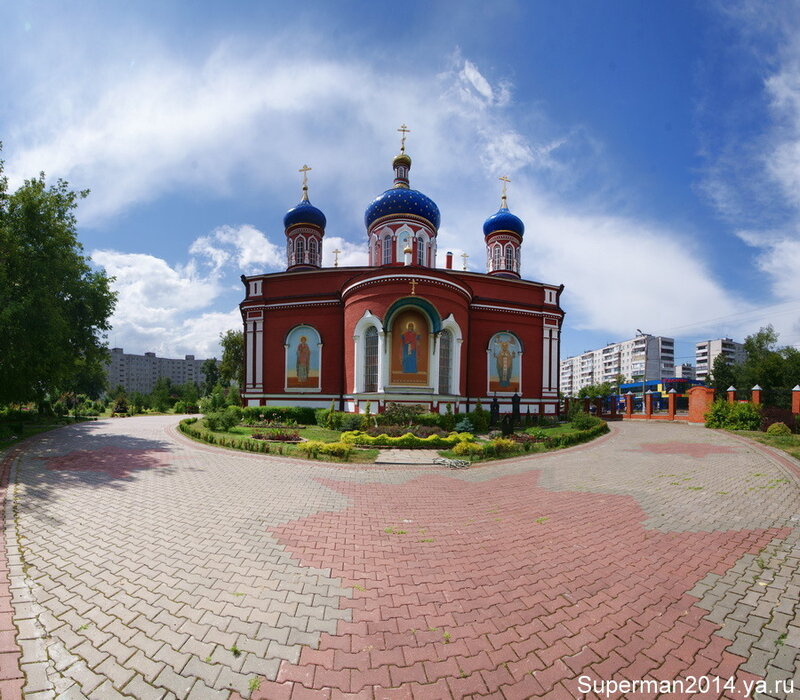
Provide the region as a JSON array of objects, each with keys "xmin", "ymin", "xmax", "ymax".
[
  {"xmin": 695, "ymin": 338, "xmax": 747, "ymax": 382},
  {"xmin": 560, "ymin": 333, "xmax": 675, "ymax": 396},
  {"xmin": 105, "ymin": 348, "xmax": 219, "ymax": 395},
  {"xmin": 675, "ymin": 363, "xmax": 696, "ymax": 380}
]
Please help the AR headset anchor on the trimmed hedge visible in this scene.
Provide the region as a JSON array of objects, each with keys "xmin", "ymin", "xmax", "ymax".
[
  {"xmin": 241, "ymin": 406, "xmax": 316, "ymax": 425},
  {"xmin": 339, "ymin": 430, "xmax": 474, "ymax": 449}
]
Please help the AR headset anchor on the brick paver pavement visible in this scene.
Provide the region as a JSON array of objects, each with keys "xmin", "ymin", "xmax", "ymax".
[{"xmin": 1, "ymin": 417, "xmax": 798, "ymax": 699}]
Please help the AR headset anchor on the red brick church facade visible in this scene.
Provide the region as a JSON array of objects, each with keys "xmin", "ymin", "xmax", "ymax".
[{"xmin": 240, "ymin": 142, "xmax": 564, "ymax": 415}]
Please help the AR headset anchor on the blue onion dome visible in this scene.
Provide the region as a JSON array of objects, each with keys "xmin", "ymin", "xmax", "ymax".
[
  {"xmin": 365, "ymin": 188, "xmax": 441, "ymax": 230},
  {"xmin": 283, "ymin": 197, "xmax": 326, "ymax": 230},
  {"xmin": 483, "ymin": 207, "xmax": 524, "ymax": 237}
]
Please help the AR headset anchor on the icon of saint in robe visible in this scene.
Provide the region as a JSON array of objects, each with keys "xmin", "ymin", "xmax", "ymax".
[
  {"xmin": 494, "ymin": 338, "xmax": 516, "ymax": 388},
  {"xmin": 296, "ymin": 336, "xmax": 311, "ymax": 383},
  {"xmin": 401, "ymin": 322, "xmax": 420, "ymax": 373}
]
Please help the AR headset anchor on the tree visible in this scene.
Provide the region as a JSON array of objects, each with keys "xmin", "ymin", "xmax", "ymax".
[
  {"xmin": 219, "ymin": 329, "xmax": 244, "ymax": 388},
  {"xmin": 709, "ymin": 353, "xmax": 738, "ymax": 400},
  {"xmin": 0, "ymin": 150, "xmax": 116, "ymax": 404},
  {"xmin": 201, "ymin": 358, "xmax": 220, "ymax": 396},
  {"xmin": 150, "ymin": 377, "xmax": 174, "ymax": 413}
]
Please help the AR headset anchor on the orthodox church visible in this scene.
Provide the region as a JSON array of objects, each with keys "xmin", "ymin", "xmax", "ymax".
[{"xmin": 239, "ymin": 128, "xmax": 565, "ymax": 415}]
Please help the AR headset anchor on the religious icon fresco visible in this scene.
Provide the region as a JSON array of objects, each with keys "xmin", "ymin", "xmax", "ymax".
[
  {"xmin": 390, "ymin": 309, "xmax": 429, "ymax": 385},
  {"xmin": 285, "ymin": 325, "xmax": 321, "ymax": 389},
  {"xmin": 488, "ymin": 332, "xmax": 521, "ymax": 393}
]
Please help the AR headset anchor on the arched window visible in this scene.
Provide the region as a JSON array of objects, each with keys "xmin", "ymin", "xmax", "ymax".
[
  {"xmin": 417, "ymin": 236, "xmax": 425, "ymax": 265},
  {"xmin": 439, "ymin": 330, "xmax": 452, "ymax": 394},
  {"xmin": 295, "ymin": 237, "xmax": 305, "ymax": 265},
  {"xmin": 505, "ymin": 244, "xmax": 515, "ymax": 271},
  {"xmin": 364, "ymin": 326, "xmax": 378, "ymax": 392},
  {"xmin": 492, "ymin": 244, "xmax": 501, "ymax": 271},
  {"xmin": 383, "ymin": 236, "xmax": 392, "ymax": 265},
  {"xmin": 308, "ymin": 238, "xmax": 318, "ymax": 266}
]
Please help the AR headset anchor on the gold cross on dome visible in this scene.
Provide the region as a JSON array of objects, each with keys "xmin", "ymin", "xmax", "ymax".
[
  {"xmin": 299, "ymin": 164, "xmax": 312, "ymax": 187},
  {"xmin": 409, "ymin": 278, "xmax": 418, "ymax": 295},
  {"xmin": 461, "ymin": 252, "xmax": 469, "ymax": 270},
  {"xmin": 332, "ymin": 248, "xmax": 341, "ymax": 267},
  {"xmin": 499, "ymin": 175, "xmax": 510, "ymax": 207},
  {"xmin": 398, "ymin": 124, "xmax": 410, "ymax": 153}
]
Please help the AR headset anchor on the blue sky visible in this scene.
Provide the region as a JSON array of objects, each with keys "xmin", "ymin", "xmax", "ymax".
[{"xmin": 2, "ymin": 1, "xmax": 799, "ymax": 365}]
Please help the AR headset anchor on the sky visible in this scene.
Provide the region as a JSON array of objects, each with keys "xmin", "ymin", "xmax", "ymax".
[{"xmin": 2, "ymin": 0, "xmax": 800, "ymax": 365}]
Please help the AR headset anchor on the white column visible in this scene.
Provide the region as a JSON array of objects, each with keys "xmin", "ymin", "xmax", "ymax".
[{"xmin": 254, "ymin": 321, "xmax": 263, "ymax": 388}]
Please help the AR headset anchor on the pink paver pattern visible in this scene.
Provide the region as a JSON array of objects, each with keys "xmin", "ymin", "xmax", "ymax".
[
  {"xmin": 251, "ymin": 471, "xmax": 788, "ymax": 699},
  {"xmin": 4, "ymin": 417, "xmax": 800, "ymax": 699},
  {"xmin": 626, "ymin": 442, "xmax": 742, "ymax": 458}
]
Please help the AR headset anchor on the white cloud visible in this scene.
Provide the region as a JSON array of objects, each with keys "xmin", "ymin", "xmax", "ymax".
[
  {"xmin": 191, "ymin": 224, "xmax": 283, "ymax": 275},
  {"xmin": 321, "ymin": 236, "xmax": 368, "ymax": 267},
  {"xmin": 6, "ymin": 29, "xmax": 757, "ymax": 352}
]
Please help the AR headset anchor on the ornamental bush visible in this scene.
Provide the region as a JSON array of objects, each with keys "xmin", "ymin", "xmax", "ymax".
[
  {"xmin": 704, "ymin": 401, "xmax": 762, "ymax": 431},
  {"xmin": 340, "ymin": 430, "xmax": 473, "ymax": 449},
  {"xmin": 766, "ymin": 421, "xmax": 792, "ymax": 436},
  {"xmin": 570, "ymin": 412, "xmax": 601, "ymax": 430},
  {"xmin": 452, "ymin": 441, "xmax": 484, "ymax": 457}
]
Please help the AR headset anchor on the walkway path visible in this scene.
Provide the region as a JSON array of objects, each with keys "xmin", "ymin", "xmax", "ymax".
[{"xmin": 0, "ymin": 417, "xmax": 798, "ymax": 699}]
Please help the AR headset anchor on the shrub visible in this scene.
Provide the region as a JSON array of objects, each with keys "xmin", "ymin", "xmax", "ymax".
[
  {"xmin": 571, "ymin": 412, "xmax": 601, "ymax": 430},
  {"xmin": 470, "ymin": 400, "xmax": 490, "ymax": 434},
  {"xmin": 760, "ymin": 406, "xmax": 796, "ymax": 433},
  {"xmin": 242, "ymin": 406, "xmax": 315, "ymax": 425},
  {"xmin": 251, "ymin": 430, "xmax": 301, "ymax": 441},
  {"xmin": 217, "ymin": 405, "xmax": 242, "ymax": 431},
  {"xmin": 296, "ymin": 441, "xmax": 353, "ymax": 460},
  {"xmin": 766, "ymin": 422, "xmax": 792, "ymax": 436},
  {"xmin": 415, "ymin": 412, "xmax": 441, "ymax": 427},
  {"xmin": 383, "ymin": 402, "xmax": 425, "ymax": 425},
  {"xmin": 485, "ymin": 438, "xmax": 517, "ymax": 456},
  {"xmin": 340, "ymin": 430, "xmax": 472, "ymax": 449},
  {"xmin": 204, "ymin": 413, "xmax": 222, "ymax": 431},
  {"xmin": 452, "ymin": 441, "xmax": 484, "ymax": 457},
  {"xmin": 339, "ymin": 413, "xmax": 364, "ymax": 432},
  {"xmin": 704, "ymin": 401, "xmax": 762, "ymax": 431},
  {"xmin": 441, "ymin": 403, "xmax": 456, "ymax": 432},
  {"xmin": 455, "ymin": 417, "xmax": 474, "ymax": 433}
]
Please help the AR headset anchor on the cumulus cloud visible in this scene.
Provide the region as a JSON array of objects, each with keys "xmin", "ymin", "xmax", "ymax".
[{"xmin": 5, "ymin": 21, "xmax": 759, "ymax": 354}]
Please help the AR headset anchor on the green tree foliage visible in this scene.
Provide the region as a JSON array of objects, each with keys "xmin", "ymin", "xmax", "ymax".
[
  {"xmin": 201, "ymin": 358, "xmax": 220, "ymax": 396},
  {"xmin": 709, "ymin": 354, "xmax": 737, "ymax": 400},
  {"xmin": 709, "ymin": 326, "xmax": 799, "ymax": 409},
  {"xmin": 576, "ymin": 382, "xmax": 613, "ymax": 398},
  {"xmin": 150, "ymin": 377, "xmax": 176, "ymax": 412},
  {"xmin": 219, "ymin": 329, "xmax": 244, "ymax": 388},
  {"xmin": 0, "ymin": 152, "xmax": 116, "ymax": 404}
]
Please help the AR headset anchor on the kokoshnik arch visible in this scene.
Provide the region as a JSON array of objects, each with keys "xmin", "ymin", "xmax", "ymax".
[{"xmin": 239, "ymin": 128, "xmax": 565, "ymax": 415}]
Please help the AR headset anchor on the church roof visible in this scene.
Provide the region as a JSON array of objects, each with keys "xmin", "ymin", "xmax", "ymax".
[
  {"xmin": 483, "ymin": 207, "xmax": 524, "ymax": 237},
  {"xmin": 283, "ymin": 198, "xmax": 327, "ymax": 230},
  {"xmin": 365, "ymin": 187, "xmax": 440, "ymax": 230}
]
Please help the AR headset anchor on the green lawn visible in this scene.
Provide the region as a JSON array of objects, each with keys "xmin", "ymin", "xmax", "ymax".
[
  {"xmin": 192, "ymin": 420, "xmax": 379, "ymax": 463},
  {"xmin": 0, "ymin": 418, "xmax": 89, "ymax": 449},
  {"xmin": 737, "ymin": 431, "xmax": 800, "ymax": 462}
]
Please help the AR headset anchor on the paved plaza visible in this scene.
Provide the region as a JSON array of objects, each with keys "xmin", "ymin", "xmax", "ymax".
[{"xmin": 0, "ymin": 417, "xmax": 799, "ymax": 699}]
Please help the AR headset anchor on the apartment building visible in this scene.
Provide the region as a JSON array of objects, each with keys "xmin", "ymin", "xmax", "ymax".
[
  {"xmin": 106, "ymin": 348, "xmax": 219, "ymax": 395},
  {"xmin": 560, "ymin": 333, "xmax": 675, "ymax": 396},
  {"xmin": 674, "ymin": 363, "xmax": 696, "ymax": 380},
  {"xmin": 695, "ymin": 338, "xmax": 747, "ymax": 382}
]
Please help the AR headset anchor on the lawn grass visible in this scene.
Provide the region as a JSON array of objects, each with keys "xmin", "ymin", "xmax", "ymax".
[{"xmin": 737, "ymin": 431, "xmax": 800, "ymax": 462}]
